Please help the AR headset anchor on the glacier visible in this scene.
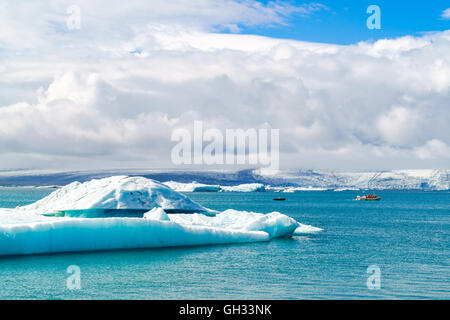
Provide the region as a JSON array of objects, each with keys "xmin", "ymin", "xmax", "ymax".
[
  {"xmin": 0, "ymin": 168, "xmax": 447, "ymax": 190},
  {"xmin": 254, "ymin": 169, "xmax": 450, "ymax": 191},
  {"xmin": 0, "ymin": 176, "xmax": 319, "ymax": 256}
]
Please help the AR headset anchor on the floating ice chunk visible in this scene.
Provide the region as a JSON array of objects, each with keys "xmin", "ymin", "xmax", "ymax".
[
  {"xmin": 0, "ymin": 215, "xmax": 269, "ymax": 256},
  {"xmin": 238, "ymin": 211, "xmax": 299, "ymax": 238},
  {"xmin": 163, "ymin": 181, "xmax": 221, "ymax": 192},
  {"xmin": 144, "ymin": 207, "xmax": 170, "ymax": 221},
  {"xmin": 0, "ymin": 208, "xmax": 51, "ymax": 226},
  {"xmin": 333, "ymin": 187, "xmax": 360, "ymax": 191},
  {"xmin": 220, "ymin": 183, "xmax": 265, "ymax": 192},
  {"xmin": 163, "ymin": 181, "xmax": 265, "ymax": 192},
  {"xmin": 21, "ymin": 176, "xmax": 207, "ymax": 215},
  {"xmin": 283, "ymin": 187, "xmax": 329, "ymax": 192},
  {"xmin": 293, "ymin": 223, "xmax": 323, "ymax": 234},
  {"xmin": 169, "ymin": 209, "xmax": 299, "ymax": 238},
  {"xmin": 0, "ymin": 208, "xmax": 321, "ymax": 255}
]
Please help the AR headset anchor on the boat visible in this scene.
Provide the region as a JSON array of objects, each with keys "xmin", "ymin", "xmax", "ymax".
[
  {"xmin": 273, "ymin": 197, "xmax": 286, "ymax": 201},
  {"xmin": 356, "ymin": 195, "xmax": 380, "ymax": 201}
]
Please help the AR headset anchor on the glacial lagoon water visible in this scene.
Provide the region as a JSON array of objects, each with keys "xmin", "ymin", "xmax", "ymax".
[{"xmin": 0, "ymin": 188, "xmax": 448, "ymax": 299}]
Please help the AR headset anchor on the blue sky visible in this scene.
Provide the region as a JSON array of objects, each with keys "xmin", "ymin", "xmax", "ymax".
[{"xmin": 235, "ymin": 0, "xmax": 450, "ymax": 44}]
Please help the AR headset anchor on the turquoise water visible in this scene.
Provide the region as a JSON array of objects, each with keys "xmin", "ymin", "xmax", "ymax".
[{"xmin": 0, "ymin": 189, "xmax": 448, "ymax": 299}]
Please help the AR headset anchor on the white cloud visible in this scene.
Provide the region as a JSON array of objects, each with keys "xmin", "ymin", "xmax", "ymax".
[
  {"xmin": 376, "ymin": 107, "xmax": 422, "ymax": 146},
  {"xmin": 0, "ymin": 0, "xmax": 326, "ymax": 49},
  {"xmin": 414, "ymin": 139, "xmax": 450, "ymax": 160},
  {"xmin": 0, "ymin": 1, "xmax": 449, "ymax": 170},
  {"xmin": 441, "ymin": 8, "xmax": 450, "ymax": 19}
]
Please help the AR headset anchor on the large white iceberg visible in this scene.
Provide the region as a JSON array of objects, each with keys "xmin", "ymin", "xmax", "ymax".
[
  {"xmin": 0, "ymin": 176, "xmax": 321, "ymax": 256},
  {"xmin": 22, "ymin": 176, "xmax": 208, "ymax": 214}
]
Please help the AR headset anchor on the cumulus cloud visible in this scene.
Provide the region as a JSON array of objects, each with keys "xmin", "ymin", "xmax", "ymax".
[
  {"xmin": 414, "ymin": 139, "xmax": 450, "ymax": 160},
  {"xmin": 0, "ymin": 1, "xmax": 449, "ymax": 170}
]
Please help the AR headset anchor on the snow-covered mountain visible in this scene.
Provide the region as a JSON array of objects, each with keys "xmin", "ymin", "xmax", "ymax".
[
  {"xmin": 253, "ymin": 169, "xmax": 450, "ymax": 190},
  {"xmin": 0, "ymin": 169, "xmax": 448, "ymax": 190}
]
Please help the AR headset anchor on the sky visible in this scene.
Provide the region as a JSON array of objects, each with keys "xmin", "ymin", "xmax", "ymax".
[
  {"xmin": 0, "ymin": 0, "xmax": 449, "ymax": 171},
  {"xmin": 237, "ymin": 0, "xmax": 450, "ymax": 44}
]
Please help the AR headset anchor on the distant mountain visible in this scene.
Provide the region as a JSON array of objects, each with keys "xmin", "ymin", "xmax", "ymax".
[
  {"xmin": 0, "ymin": 168, "xmax": 448, "ymax": 190},
  {"xmin": 253, "ymin": 169, "xmax": 450, "ymax": 190}
]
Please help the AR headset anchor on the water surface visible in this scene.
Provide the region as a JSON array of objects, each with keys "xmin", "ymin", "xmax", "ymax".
[{"xmin": 0, "ymin": 189, "xmax": 448, "ymax": 299}]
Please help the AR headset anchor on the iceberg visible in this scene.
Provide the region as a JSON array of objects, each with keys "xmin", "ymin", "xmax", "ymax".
[
  {"xmin": 169, "ymin": 209, "xmax": 321, "ymax": 238},
  {"xmin": 0, "ymin": 176, "xmax": 320, "ymax": 256},
  {"xmin": 220, "ymin": 183, "xmax": 265, "ymax": 192},
  {"xmin": 333, "ymin": 187, "xmax": 360, "ymax": 191},
  {"xmin": 0, "ymin": 215, "xmax": 270, "ymax": 256},
  {"xmin": 144, "ymin": 207, "xmax": 171, "ymax": 221},
  {"xmin": 0, "ymin": 209, "xmax": 312, "ymax": 256},
  {"xmin": 22, "ymin": 176, "xmax": 208, "ymax": 215},
  {"xmin": 162, "ymin": 181, "xmax": 221, "ymax": 192},
  {"xmin": 163, "ymin": 181, "xmax": 265, "ymax": 192},
  {"xmin": 281, "ymin": 186, "xmax": 329, "ymax": 192}
]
